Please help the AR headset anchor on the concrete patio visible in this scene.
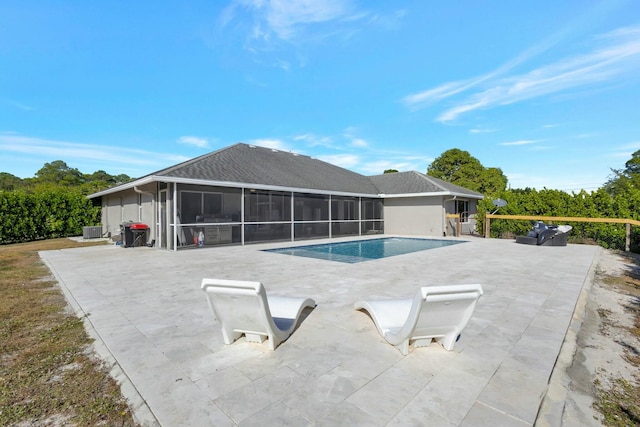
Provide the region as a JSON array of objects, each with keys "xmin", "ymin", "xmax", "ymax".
[{"xmin": 40, "ymin": 236, "xmax": 601, "ymax": 426}]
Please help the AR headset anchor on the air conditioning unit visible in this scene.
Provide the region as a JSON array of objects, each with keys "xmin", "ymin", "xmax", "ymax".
[{"xmin": 82, "ymin": 226, "xmax": 103, "ymax": 239}]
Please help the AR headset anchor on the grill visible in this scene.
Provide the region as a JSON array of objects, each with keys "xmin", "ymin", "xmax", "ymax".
[{"xmin": 121, "ymin": 222, "xmax": 149, "ymax": 247}]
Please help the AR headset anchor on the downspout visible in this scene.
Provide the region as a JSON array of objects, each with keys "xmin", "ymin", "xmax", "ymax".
[
  {"xmin": 133, "ymin": 186, "xmax": 155, "ymax": 218},
  {"xmin": 133, "ymin": 186, "xmax": 154, "ymax": 197},
  {"xmin": 443, "ymin": 195, "xmax": 457, "ymax": 236}
]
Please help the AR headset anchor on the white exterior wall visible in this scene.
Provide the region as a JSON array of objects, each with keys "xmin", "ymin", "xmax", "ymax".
[
  {"xmin": 100, "ymin": 185, "xmax": 156, "ymax": 241},
  {"xmin": 102, "ymin": 195, "xmax": 122, "ymax": 237},
  {"xmin": 137, "ymin": 183, "xmax": 156, "ymax": 242},
  {"xmin": 383, "ymin": 196, "xmax": 445, "ymax": 236}
]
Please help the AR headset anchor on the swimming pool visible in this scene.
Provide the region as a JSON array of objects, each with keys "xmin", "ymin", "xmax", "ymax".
[{"xmin": 264, "ymin": 237, "xmax": 465, "ymax": 263}]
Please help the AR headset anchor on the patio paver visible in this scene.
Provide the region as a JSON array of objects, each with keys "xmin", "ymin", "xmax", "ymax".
[{"xmin": 40, "ymin": 236, "xmax": 601, "ymax": 426}]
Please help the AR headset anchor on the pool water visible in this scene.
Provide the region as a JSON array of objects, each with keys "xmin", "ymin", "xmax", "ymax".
[{"xmin": 264, "ymin": 237, "xmax": 464, "ymax": 263}]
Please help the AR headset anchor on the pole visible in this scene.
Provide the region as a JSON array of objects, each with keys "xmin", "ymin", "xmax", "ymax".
[{"xmin": 626, "ymin": 223, "xmax": 631, "ymax": 252}]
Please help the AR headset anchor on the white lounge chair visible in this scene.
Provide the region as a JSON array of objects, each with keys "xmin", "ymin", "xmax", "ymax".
[
  {"xmin": 354, "ymin": 284, "xmax": 483, "ymax": 355},
  {"xmin": 201, "ymin": 278, "xmax": 316, "ymax": 350}
]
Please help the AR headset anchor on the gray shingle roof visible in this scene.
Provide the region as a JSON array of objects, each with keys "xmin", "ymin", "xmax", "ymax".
[
  {"xmin": 154, "ymin": 143, "xmax": 381, "ymax": 194},
  {"xmin": 90, "ymin": 143, "xmax": 483, "ymax": 199},
  {"xmin": 369, "ymin": 171, "xmax": 483, "ymax": 198}
]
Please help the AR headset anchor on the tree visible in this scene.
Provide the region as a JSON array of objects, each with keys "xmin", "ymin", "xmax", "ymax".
[
  {"xmin": 1, "ymin": 161, "xmax": 133, "ymax": 194},
  {"xmin": 479, "ymin": 167, "xmax": 509, "ymax": 195},
  {"xmin": 0, "ymin": 172, "xmax": 24, "ymax": 191},
  {"xmin": 383, "ymin": 169, "xmax": 398, "ymax": 174},
  {"xmin": 605, "ymin": 149, "xmax": 640, "ymax": 196},
  {"xmin": 113, "ymin": 174, "xmax": 133, "ymax": 185},
  {"xmin": 35, "ymin": 160, "xmax": 85, "ymax": 187},
  {"xmin": 427, "ymin": 149, "xmax": 507, "ymax": 195},
  {"xmin": 87, "ymin": 170, "xmax": 116, "ymax": 185},
  {"xmin": 624, "ymin": 149, "xmax": 640, "ymax": 175}
]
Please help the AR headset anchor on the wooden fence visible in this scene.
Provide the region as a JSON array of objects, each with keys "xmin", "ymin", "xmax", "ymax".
[{"xmin": 483, "ymin": 214, "xmax": 640, "ymax": 252}]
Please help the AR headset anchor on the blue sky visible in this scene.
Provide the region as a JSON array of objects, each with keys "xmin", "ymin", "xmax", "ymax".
[{"xmin": 1, "ymin": 1, "xmax": 639, "ymax": 191}]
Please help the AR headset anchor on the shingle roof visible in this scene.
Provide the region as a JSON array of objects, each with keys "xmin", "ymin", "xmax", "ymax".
[
  {"xmin": 153, "ymin": 143, "xmax": 381, "ymax": 194},
  {"xmin": 369, "ymin": 171, "xmax": 483, "ymax": 198},
  {"xmin": 90, "ymin": 143, "xmax": 483, "ymax": 199}
]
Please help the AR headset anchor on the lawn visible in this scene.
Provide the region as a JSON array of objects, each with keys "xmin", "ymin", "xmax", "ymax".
[{"xmin": 0, "ymin": 238, "xmax": 138, "ymax": 426}]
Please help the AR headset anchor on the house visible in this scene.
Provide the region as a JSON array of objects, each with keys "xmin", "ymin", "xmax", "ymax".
[{"xmin": 88, "ymin": 143, "xmax": 483, "ymax": 249}]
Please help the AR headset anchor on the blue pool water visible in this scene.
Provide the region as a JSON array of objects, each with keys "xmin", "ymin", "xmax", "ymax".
[{"xmin": 264, "ymin": 237, "xmax": 464, "ymax": 263}]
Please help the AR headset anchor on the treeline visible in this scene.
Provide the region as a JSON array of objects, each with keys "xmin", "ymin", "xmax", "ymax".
[
  {"xmin": 0, "ymin": 161, "xmax": 133, "ymax": 244},
  {"xmin": 428, "ymin": 148, "xmax": 640, "ymax": 252},
  {"xmin": 0, "ymin": 160, "xmax": 133, "ymax": 194},
  {"xmin": 3, "ymin": 150, "xmax": 640, "ymax": 250}
]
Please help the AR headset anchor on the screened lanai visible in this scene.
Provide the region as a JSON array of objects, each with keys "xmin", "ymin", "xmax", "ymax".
[
  {"xmin": 90, "ymin": 143, "xmax": 482, "ymax": 249},
  {"xmin": 158, "ymin": 182, "xmax": 384, "ymax": 250}
]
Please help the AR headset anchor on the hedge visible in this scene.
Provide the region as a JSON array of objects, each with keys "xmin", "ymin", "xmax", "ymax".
[
  {"xmin": 476, "ymin": 187, "xmax": 640, "ymax": 251},
  {"xmin": 0, "ymin": 189, "xmax": 100, "ymax": 244}
]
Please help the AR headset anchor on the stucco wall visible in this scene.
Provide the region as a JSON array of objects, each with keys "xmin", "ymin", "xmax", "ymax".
[
  {"xmin": 137, "ymin": 183, "xmax": 155, "ymax": 241},
  {"xmin": 102, "ymin": 195, "xmax": 121, "ymax": 237},
  {"xmin": 100, "ymin": 184, "xmax": 156, "ymax": 240},
  {"xmin": 383, "ymin": 196, "xmax": 445, "ymax": 236}
]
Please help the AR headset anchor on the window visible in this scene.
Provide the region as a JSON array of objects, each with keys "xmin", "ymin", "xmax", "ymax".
[
  {"xmin": 456, "ymin": 200, "xmax": 470, "ymax": 223},
  {"xmin": 294, "ymin": 193, "xmax": 329, "ymax": 221},
  {"xmin": 361, "ymin": 199, "xmax": 383, "ymax": 220},
  {"xmin": 331, "ymin": 196, "xmax": 358, "ymax": 220},
  {"xmin": 244, "ymin": 190, "xmax": 291, "ymax": 222},
  {"xmin": 180, "ymin": 191, "xmax": 223, "ymax": 223}
]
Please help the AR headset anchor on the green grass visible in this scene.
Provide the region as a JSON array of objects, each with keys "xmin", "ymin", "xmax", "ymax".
[
  {"xmin": 0, "ymin": 238, "xmax": 138, "ymax": 426},
  {"xmin": 594, "ymin": 377, "xmax": 640, "ymax": 426}
]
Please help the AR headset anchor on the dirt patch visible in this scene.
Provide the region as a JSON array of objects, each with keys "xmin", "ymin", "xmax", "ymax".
[{"xmin": 563, "ymin": 250, "xmax": 640, "ymax": 426}]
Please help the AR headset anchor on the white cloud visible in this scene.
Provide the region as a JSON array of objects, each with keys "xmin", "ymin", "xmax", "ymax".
[
  {"xmin": 247, "ymin": 131, "xmax": 428, "ymax": 175},
  {"xmin": 441, "ymin": 26, "xmax": 640, "ymax": 122},
  {"xmin": 608, "ymin": 141, "xmax": 640, "ymax": 159},
  {"xmin": 351, "ymin": 138, "xmax": 367, "ymax": 148},
  {"xmin": 218, "ymin": 0, "xmax": 407, "ymax": 64},
  {"xmin": 0, "ymin": 134, "xmax": 189, "ymax": 177},
  {"xmin": 404, "ymin": 25, "xmax": 640, "ymax": 122},
  {"xmin": 247, "ymin": 138, "xmax": 290, "ymax": 151},
  {"xmin": 402, "ymin": 81, "xmax": 473, "ymax": 110},
  {"xmin": 342, "ymin": 127, "xmax": 370, "ymax": 148},
  {"xmin": 403, "ymin": 27, "xmax": 565, "ymax": 111},
  {"xmin": 469, "ymin": 128, "xmax": 496, "ymax": 134},
  {"xmin": 264, "ymin": 0, "xmax": 349, "ymax": 40},
  {"xmin": 618, "ymin": 141, "xmax": 640, "ymax": 150},
  {"xmin": 506, "ymin": 170, "xmax": 606, "ymax": 192},
  {"xmin": 573, "ymin": 133, "xmax": 597, "ymax": 139},
  {"xmin": 1, "ymin": 98, "xmax": 34, "ymax": 111},
  {"xmin": 230, "ymin": 0, "xmax": 356, "ymax": 42},
  {"xmin": 178, "ymin": 136, "xmax": 209, "ymax": 148},
  {"xmin": 0, "ymin": 135, "xmax": 155, "ymax": 166},
  {"xmin": 293, "ymin": 133, "xmax": 334, "ymax": 147},
  {"xmin": 316, "ymin": 153, "xmax": 359, "ymax": 168},
  {"xmin": 367, "ymin": 9, "xmax": 406, "ymax": 30},
  {"xmin": 353, "ymin": 155, "xmax": 429, "ymax": 175},
  {"xmin": 500, "ymin": 140, "xmax": 538, "ymax": 146}
]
